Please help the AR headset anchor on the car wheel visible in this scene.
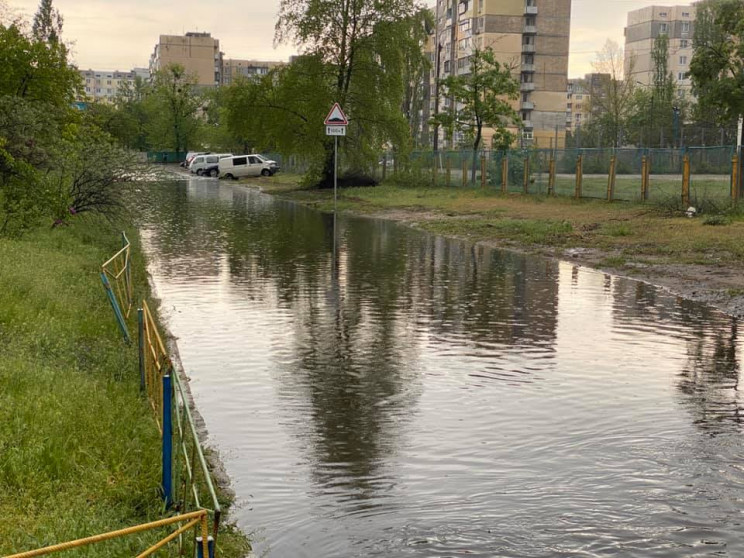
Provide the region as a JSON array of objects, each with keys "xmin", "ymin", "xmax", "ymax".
[
  {"xmin": 196, "ymin": 169, "xmax": 204, "ymax": 176},
  {"xmin": 209, "ymin": 168, "xmax": 218, "ymax": 177},
  {"xmin": 261, "ymin": 169, "xmax": 271, "ymax": 177},
  {"xmin": 224, "ymin": 173, "xmax": 235, "ymax": 180}
]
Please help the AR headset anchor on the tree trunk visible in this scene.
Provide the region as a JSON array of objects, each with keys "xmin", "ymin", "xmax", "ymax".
[{"xmin": 470, "ymin": 124, "xmax": 482, "ymax": 184}]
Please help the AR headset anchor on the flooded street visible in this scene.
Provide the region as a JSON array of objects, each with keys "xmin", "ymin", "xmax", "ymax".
[{"xmin": 136, "ymin": 178, "xmax": 744, "ymax": 557}]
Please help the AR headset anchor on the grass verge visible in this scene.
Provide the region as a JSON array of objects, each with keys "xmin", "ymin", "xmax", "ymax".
[{"xmin": 0, "ymin": 217, "xmax": 250, "ymax": 556}]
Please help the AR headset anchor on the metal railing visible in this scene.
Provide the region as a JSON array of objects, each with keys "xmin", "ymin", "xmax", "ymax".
[
  {"xmin": 139, "ymin": 301, "xmax": 223, "ymax": 549},
  {"xmin": 3, "ymin": 510, "xmax": 214, "ymax": 558},
  {"xmin": 101, "ymin": 232, "xmax": 133, "ymax": 342}
]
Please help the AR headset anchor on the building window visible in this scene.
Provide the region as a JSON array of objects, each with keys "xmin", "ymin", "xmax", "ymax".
[
  {"xmin": 576, "ymin": 113, "xmax": 582, "ymax": 121},
  {"xmin": 523, "ymin": 130, "xmax": 533, "ymax": 140},
  {"xmin": 525, "ymin": 16, "xmax": 535, "ymax": 26},
  {"xmin": 576, "ymin": 94, "xmax": 583, "ymax": 100},
  {"xmin": 659, "ymin": 23, "xmax": 668, "ymax": 34},
  {"xmin": 680, "ymin": 55, "xmax": 687, "ymax": 65},
  {"xmin": 680, "ymin": 39, "xmax": 688, "ymax": 48},
  {"xmin": 682, "ymin": 11, "xmax": 690, "ymax": 17},
  {"xmin": 678, "ymin": 72, "xmax": 688, "ymax": 81},
  {"xmin": 681, "ymin": 22, "xmax": 690, "ymax": 33},
  {"xmin": 659, "ymin": 11, "xmax": 667, "ymax": 17}
]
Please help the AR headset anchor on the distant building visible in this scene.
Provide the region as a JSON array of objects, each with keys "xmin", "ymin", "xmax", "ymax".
[
  {"xmin": 221, "ymin": 59, "xmax": 283, "ymax": 86},
  {"xmin": 79, "ymin": 68, "xmax": 149, "ymax": 103},
  {"xmin": 624, "ymin": 5, "xmax": 696, "ymax": 91},
  {"xmin": 566, "ymin": 78, "xmax": 590, "ymax": 135},
  {"xmin": 149, "ymin": 32, "xmax": 223, "ymax": 87},
  {"xmin": 428, "ymin": 0, "xmax": 572, "ymax": 149}
]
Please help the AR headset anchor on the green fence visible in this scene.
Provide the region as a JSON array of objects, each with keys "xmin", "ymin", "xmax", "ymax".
[
  {"xmin": 147, "ymin": 151, "xmax": 186, "ymax": 164},
  {"xmin": 373, "ymin": 146, "xmax": 737, "ymax": 204}
]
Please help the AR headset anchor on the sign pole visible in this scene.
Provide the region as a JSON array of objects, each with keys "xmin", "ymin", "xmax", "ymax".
[{"xmin": 334, "ymin": 135, "xmax": 338, "ymax": 213}]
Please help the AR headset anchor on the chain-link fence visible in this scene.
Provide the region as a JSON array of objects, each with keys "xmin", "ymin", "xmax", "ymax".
[{"xmin": 372, "ymin": 146, "xmax": 737, "ymax": 205}]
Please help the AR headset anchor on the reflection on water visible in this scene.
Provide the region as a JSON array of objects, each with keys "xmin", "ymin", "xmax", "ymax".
[{"xmin": 135, "ymin": 178, "xmax": 744, "ymax": 557}]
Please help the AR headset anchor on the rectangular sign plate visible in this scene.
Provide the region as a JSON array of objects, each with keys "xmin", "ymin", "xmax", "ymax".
[{"xmin": 326, "ymin": 125, "xmax": 347, "ymax": 136}]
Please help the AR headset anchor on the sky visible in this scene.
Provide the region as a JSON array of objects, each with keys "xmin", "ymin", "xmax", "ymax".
[{"xmin": 7, "ymin": 0, "xmax": 694, "ymax": 77}]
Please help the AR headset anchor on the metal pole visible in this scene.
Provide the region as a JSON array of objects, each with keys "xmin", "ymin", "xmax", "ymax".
[
  {"xmin": 162, "ymin": 374, "xmax": 173, "ymax": 508},
  {"xmin": 334, "ymin": 135, "xmax": 338, "ymax": 213},
  {"xmin": 138, "ymin": 308, "xmax": 145, "ymax": 392}
]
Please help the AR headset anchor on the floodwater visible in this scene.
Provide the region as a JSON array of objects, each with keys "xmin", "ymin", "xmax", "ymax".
[{"xmin": 136, "ymin": 178, "xmax": 744, "ymax": 557}]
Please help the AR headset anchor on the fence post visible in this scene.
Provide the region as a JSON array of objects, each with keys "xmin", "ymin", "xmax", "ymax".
[
  {"xmin": 606, "ymin": 155, "xmax": 617, "ymax": 201},
  {"xmin": 575, "ymin": 154, "xmax": 583, "ymax": 199},
  {"xmin": 501, "ymin": 153, "xmax": 508, "ymax": 193},
  {"xmin": 682, "ymin": 154, "xmax": 691, "ymax": 207},
  {"xmin": 162, "ymin": 374, "xmax": 173, "ymax": 508},
  {"xmin": 101, "ymin": 272, "xmax": 131, "ymax": 343},
  {"xmin": 481, "ymin": 152, "xmax": 487, "ymax": 189},
  {"xmin": 382, "ymin": 155, "xmax": 387, "ymax": 181},
  {"xmin": 462, "ymin": 157, "xmax": 467, "ymax": 188},
  {"xmin": 731, "ymin": 154, "xmax": 739, "ymax": 204},
  {"xmin": 523, "ymin": 154, "xmax": 530, "ymax": 193},
  {"xmin": 138, "ymin": 308, "xmax": 145, "ymax": 392},
  {"xmin": 548, "ymin": 155, "xmax": 556, "ymax": 196},
  {"xmin": 446, "ymin": 156, "xmax": 451, "ymax": 187}
]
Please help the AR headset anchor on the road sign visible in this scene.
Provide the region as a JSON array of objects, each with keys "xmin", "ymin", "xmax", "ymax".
[
  {"xmin": 324, "ymin": 103, "xmax": 348, "ymax": 126},
  {"xmin": 326, "ymin": 125, "xmax": 346, "ymax": 136}
]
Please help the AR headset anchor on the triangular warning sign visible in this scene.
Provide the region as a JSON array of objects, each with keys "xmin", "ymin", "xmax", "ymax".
[{"xmin": 324, "ymin": 103, "xmax": 348, "ymax": 125}]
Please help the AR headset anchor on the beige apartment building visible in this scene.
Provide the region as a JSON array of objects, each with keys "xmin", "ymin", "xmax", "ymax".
[
  {"xmin": 79, "ymin": 68, "xmax": 149, "ymax": 103},
  {"xmin": 221, "ymin": 59, "xmax": 283, "ymax": 86},
  {"xmin": 566, "ymin": 78, "xmax": 590, "ymax": 135},
  {"xmin": 624, "ymin": 5, "xmax": 696, "ymax": 92},
  {"xmin": 429, "ymin": 0, "xmax": 571, "ymax": 149},
  {"xmin": 149, "ymin": 32, "xmax": 223, "ymax": 87}
]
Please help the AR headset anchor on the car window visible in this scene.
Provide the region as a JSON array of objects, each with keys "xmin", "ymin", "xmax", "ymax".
[
  {"xmin": 194, "ymin": 157, "xmax": 204, "ymax": 164},
  {"xmin": 206, "ymin": 156, "xmax": 218, "ymax": 163},
  {"xmin": 248, "ymin": 156, "xmax": 258, "ymax": 164},
  {"xmin": 233, "ymin": 157, "xmax": 247, "ymax": 166}
]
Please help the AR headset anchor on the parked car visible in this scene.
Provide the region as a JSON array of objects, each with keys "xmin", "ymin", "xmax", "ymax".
[
  {"xmin": 218, "ymin": 154, "xmax": 280, "ymax": 179},
  {"xmin": 182, "ymin": 151, "xmax": 207, "ymax": 168},
  {"xmin": 190, "ymin": 153, "xmax": 232, "ymax": 175}
]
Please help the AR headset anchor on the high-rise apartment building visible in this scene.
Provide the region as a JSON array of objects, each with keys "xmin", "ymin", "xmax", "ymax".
[
  {"xmin": 566, "ymin": 78, "xmax": 590, "ymax": 135},
  {"xmin": 79, "ymin": 68, "xmax": 150, "ymax": 103},
  {"xmin": 430, "ymin": 0, "xmax": 571, "ymax": 149},
  {"xmin": 221, "ymin": 59, "xmax": 283, "ymax": 86},
  {"xmin": 149, "ymin": 32, "xmax": 223, "ymax": 87},
  {"xmin": 624, "ymin": 5, "xmax": 696, "ymax": 91}
]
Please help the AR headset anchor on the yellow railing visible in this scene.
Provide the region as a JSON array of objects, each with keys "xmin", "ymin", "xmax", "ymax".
[
  {"xmin": 4, "ymin": 510, "xmax": 212, "ymax": 558},
  {"xmin": 140, "ymin": 299, "xmax": 171, "ymax": 431},
  {"xmin": 101, "ymin": 232, "xmax": 134, "ymax": 342}
]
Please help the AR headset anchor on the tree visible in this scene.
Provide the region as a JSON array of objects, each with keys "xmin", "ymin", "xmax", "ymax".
[
  {"xmin": 275, "ymin": 0, "xmax": 420, "ymax": 186},
  {"xmin": 589, "ymin": 40, "xmax": 636, "ymax": 147},
  {"xmin": 32, "ymin": 0, "xmax": 62, "ymax": 44},
  {"xmin": 689, "ymin": 0, "xmax": 744, "ymax": 136},
  {"xmin": 146, "ymin": 64, "xmax": 201, "ymax": 158},
  {"xmin": 400, "ymin": 8, "xmax": 434, "ymax": 148},
  {"xmin": 431, "ymin": 47, "xmax": 520, "ymax": 184}
]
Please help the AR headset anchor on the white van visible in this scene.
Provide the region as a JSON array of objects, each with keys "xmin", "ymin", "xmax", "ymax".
[
  {"xmin": 189, "ymin": 153, "xmax": 232, "ymax": 175},
  {"xmin": 218, "ymin": 154, "xmax": 279, "ymax": 179}
]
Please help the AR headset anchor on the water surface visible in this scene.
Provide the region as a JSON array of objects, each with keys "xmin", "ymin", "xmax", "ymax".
[{"xmin": 137, "ymin": 178, "xmax": 744, "ymax": 557}]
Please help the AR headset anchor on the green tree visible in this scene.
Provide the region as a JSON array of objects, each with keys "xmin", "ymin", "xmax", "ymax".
[
  {"xmin": 275, "ymin": 0, "xmax": 420, "ymax": 186},
  {"xmin": 431, "ymin": 47, "xmax": 520, "ymax": 184},
  {"xmin": 146, "ymin": 64, "xmax": 202, "ymax": 158},
  {"xmin": 32, "ymin": 0, "xmax": 62, "ymax": 44},
  {"xmin": 689, "ymin": 0, "xmax": 744, "ymax": 138}
]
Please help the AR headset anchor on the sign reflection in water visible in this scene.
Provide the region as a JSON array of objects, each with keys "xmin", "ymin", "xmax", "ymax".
[{"xmin": 135, "ymin": 178, "xmax": 744, "ymax": 558}]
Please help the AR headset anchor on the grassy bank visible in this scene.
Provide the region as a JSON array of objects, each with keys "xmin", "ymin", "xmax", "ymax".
[
  {"xmin": 259, "ymin": 179, "xmax": 744, "ymax": 271},
  {"xmin": 0, "ymin": 218, "xmax": 250, "ymax": 556}
]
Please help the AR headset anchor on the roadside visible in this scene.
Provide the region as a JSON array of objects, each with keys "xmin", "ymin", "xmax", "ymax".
[
  {"xmin": 0, "ymin": 218, "xmax": 250, "ymax": 556},
  {"xmin": 255, "ymin": 179, "xmax": 744, "ymax": 319}
]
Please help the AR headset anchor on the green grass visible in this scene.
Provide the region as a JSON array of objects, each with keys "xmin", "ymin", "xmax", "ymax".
[{"xmin": 0, "ymin": 218, "xmax": 250, "ymax": 556}]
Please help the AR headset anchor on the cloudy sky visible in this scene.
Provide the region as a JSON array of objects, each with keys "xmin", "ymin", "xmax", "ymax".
[{"xmin": 8, "ymin": 0, "xmax": 691, "ymax": 77}]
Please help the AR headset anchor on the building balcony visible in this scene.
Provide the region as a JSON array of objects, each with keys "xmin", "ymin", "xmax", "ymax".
[
  {"xmin": 522, "ymin": 120, "xmax": 534, "ymax": 129},
  {"xmin": 525, "ymin": 5, "xmax": 538, "ymax": 15},
  {"xmin": 522, "ymin": 64, "xmax": 535, "ymax": 73},
  {"xmin": 523, "ymin": 25, "xmax": 537, "ymax": 34},
  {"xmin": 522, "ymin": 101, "xmax": 534, "ymax": 110},
  {"xmin": 520, "ymin": 82, "xmax": 536, "ymax": 92},
  {"xmin": 522, "ymin": 43, "xmax": 536, "ymax": 53}
]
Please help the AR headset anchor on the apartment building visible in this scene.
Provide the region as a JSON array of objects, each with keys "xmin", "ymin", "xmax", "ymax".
[
  {"xmin": 221, "ymin": 59, "xmax": 283, "ymax": 86},
  {"xmin": 624, "ymin": 5, "xmax": 696, "ymax": 91},
  {"xmin": 79, "ymin": 68, "xmax": 150, "ymax": 103},
  {"xmin": 149, "ymin": 32, "xmax": 223, "ymax": 87},
  {"xmin": 566, "ymin": 78, "xmax": 590, "ymax": 134},
  {"xmin": 430, "ymin": 0, "xmax": 571, "ymax": 149}
]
